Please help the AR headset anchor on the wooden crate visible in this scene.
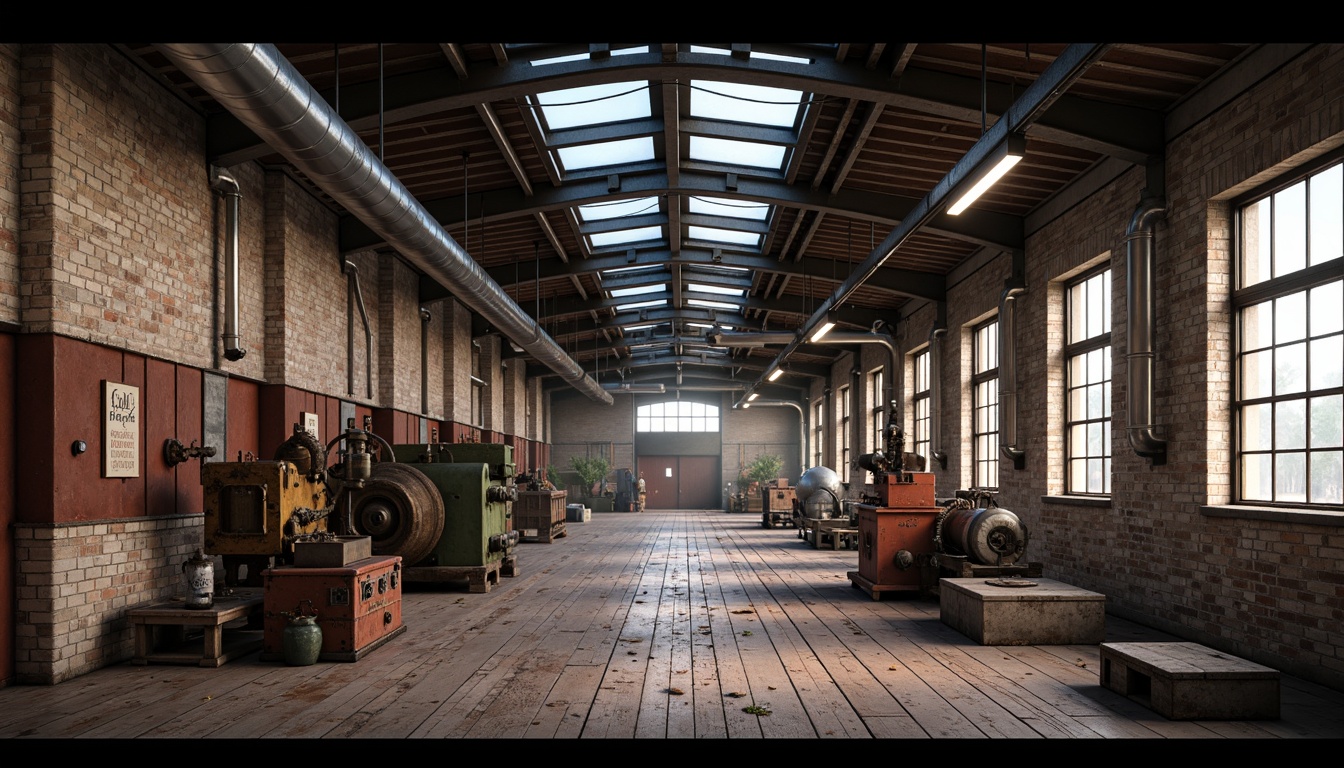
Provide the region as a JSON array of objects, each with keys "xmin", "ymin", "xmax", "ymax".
[{"xmin": 515, "ymin": 490, "xmax": 568, "ymax": 543}]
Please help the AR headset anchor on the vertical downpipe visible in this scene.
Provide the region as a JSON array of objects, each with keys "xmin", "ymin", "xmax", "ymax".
[
  {"xmin": 1126, "ymin": 194, "xmax": 1168, "ymax": 464},
  {"xmin": 998, "ymin": 281, "xmax": 1027, "ymax": 468},
  {"xmin": 929, "ymin": 322, "xmax": 948, "ymax": 469},
  {"xmin": 210, "ymin": 167, "xmax": 246, "ymax": 362},
  {"xmin": 420, "ymin": 308, "xmax": 431, "ymax": 414}
]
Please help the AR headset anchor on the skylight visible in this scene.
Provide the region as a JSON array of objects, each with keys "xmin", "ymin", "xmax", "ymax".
[
  {"xmin": 689, "ymin": 196, "xmax": 769, "ymax": 221},
  {"xmin": 535, "ymin": 82, "xmax": 649, "ymax": 130},
  {"xmin": 615, "ymin": 298, "xmax": 667, "ymax": 312},
  {"xmin": 579, "ymin": 197, "xmax": 660, "ymax": 222},
  {"xmin": 609, "ymin": 285, "xmax": 666, "ymax": 298},
  {"xmin": 688, "ymin": 45, "xmax": 811, "ymax": 65},
  {"xmin": 688, "ymin": 283, "xmax": 746, "ymax": 296},
  {"xmin": 591, "ymin": 225, "xmax": 661, "ymax": 248},
  {"xmin": 688, "ymin": 298, "xmax": 740, "ymax": 310},
  {"xmin": 531, "ymin": 47, "xmax": 649, "ymax": 67},
  {"xmin": 558, "ymin": 137, "xmax": 655, "ymax": 171},
  {"xmin": 690, "ymin": 80, "xmax": 802, "ymax": 128},
  {"xmin": 688, "ymin": 136, "xmax": 785, "ymax": 170},
  {"xmin": 689, "ymin": 225, "xmax": 760, "ymax": 247}
]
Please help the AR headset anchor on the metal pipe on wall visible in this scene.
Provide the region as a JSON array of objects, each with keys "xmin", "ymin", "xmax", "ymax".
[
  {"xmin": 157, "ymin": 43, "xmax": 613, "ymax": 406},
  {"xmin": 1125, "ymin": 193, "xmax": 1167, "ymax": 464},
  {"xmin": 209, "ymin": 167, "xmax": 246, "ymax": 362},
  {"xmin": 421, "ymin": 307, "xmax": 432, "ymax": 414},
  {"xmin": 344, "ymin": 261, "xmax": 373, "ymax": 399},
  {"xmin": 746, "ymin": 399, "xmax": 806, "ymax": 477},
  {"xmin": 928, "ymin": 323, "xmax": 948, "ymax": 469},
  {"xmin": 998, "ymin": 281, "xmax": 1026, "ymax": 468}
]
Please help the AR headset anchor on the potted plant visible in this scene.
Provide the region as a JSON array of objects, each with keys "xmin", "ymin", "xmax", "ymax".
[
  {"xmin": 744, "ymin": 453, "xmax": 785, "ymax": 487},
  {"xmin": 570, "ymin": 455, "xmax": 614, "ymax": 513}
]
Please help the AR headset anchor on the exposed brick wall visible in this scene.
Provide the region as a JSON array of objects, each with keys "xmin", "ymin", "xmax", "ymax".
[
  {"xmin": 376, "ymin": 254, "xmax": 422, "ymax": 413},
  {"xmin": 0, "ymin": 45, "xmax": 19, "ymax": 326},
  {"xmin": 441, "ymin": 298, "xmax": 472, "ymax": 424},
  {"xmin": 13, "ymin": 515, "xmax": 202, "ymax": 685},
  {"xmin": 18, "ymin": 45, "xmax": 215, "ymax": 363}
]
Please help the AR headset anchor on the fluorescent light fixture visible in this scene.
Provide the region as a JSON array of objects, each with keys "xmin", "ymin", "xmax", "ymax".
[
  {"xmin": 748, "ymin": 393, "xmax": 759, "ymax": 401},
  {"xmin": 811, "ymin": 320, "xmax": 836, "ymax": 342},
  {"xmin": 947, "ymin": 134, "xmax": 1026, "ymax": 216},
  {"xmin": 768, "ymin": 368, "xmax": 784, "ymax": 382}
]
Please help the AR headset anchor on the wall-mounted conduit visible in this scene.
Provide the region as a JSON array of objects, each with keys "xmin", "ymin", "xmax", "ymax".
[
  {"xmin": 209, "ymin": 166, "xmax": 246, "ymax": 362},
  {"xmin": 998, "ymin": 262, "xmax": 1027, "ymax": 469},
  {"xmin": 1125, "ymin": 190, "xmax": 1167, "ymax": 465},
  {"xmin": 345, "ymin": 261, "xmax": 372, "ymax": 399},
  {"xmin": 157, "ymin": 43, "xmax": 613, "ymax": 405}
]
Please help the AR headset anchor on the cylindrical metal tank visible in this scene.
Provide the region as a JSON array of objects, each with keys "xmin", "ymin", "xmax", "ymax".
[{"xmin": 939, "ymin": 504, "xmax": 1029, "ymax": 566}]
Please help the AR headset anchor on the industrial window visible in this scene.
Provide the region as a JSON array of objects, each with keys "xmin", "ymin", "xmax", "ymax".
[
  {"xmin": 813, "ymin": 399, "xmax": 825, "ymax": 468},
  {"xmin": 838, "ymin": 384, "xmax": 852, "ymax": 476},
  {"xmin": 1065, "ymin": 267, "xmax": 1112, "ymax": 495},
  {"xmin": 1235, "ymin": 157, "xmax": 1343, "ymax": 508},
  {"xmin": 635, "ymin": 401, "xmax": 720, "ymax": 432},
  {"xmin": 912, "ymin": 349, "xmax": 931, "ymax": 462},
  {"xmin": 972, "ymin": 319, "xmax": 999, "ymax": 489}
]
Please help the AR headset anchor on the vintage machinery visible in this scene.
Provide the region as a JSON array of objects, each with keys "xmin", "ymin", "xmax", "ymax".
[
  {"xmin": 933, "ymin": 489, "xmax": 1033, "ymax": 576},
  {"xmin": 261, "ymin": 554, "xmax": 405, "ymax": 662},
  {"xmin": 339, "ymin": 439, "xmax": 520, "ymax": 591},
  {"xmin": 847, "ymin": 421, "xmax": 1033, "ymax": 598},
  {"xmin": 202, "ymin": 424, "xmax": 335, "ymax": 586},
  {"xmin": 847, "ymin": 421, "xmax": 943, "ymax": 599},
  {"xmin": 793, "ymin": 466, "xmax": 858, "ymax": 549}
]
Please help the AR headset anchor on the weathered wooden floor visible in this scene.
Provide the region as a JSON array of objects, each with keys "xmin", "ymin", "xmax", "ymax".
[{"xmin": 2, "ymin": 509, "xmax": 1342, "ymax": 743}]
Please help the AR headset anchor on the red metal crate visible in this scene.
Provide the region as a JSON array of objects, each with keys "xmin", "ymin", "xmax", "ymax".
[{"xmin": 262, "ymin": 555, "xmax": 405, "ymax": 662}]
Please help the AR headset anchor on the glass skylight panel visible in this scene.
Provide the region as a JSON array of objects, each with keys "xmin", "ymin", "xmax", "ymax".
[
  {"xmin": 531, "ymin": 47, "xmax": 649, "ymax": 67},
  {"xmin": 535, "ymin": 82, "xmax": 650, "ymax": 130},
  {"xmin": 689, "ymin": 136, "xmax": 785, "ymax": 169},
  {"xmin": 557, "ymin": 137, "xmax": 655, "ymax": 171},
  {"xmin": 690, "ymin": 196, "xmax": 769, "ymax": 221},
  {"xmin": 688, "ymin": 283, "xmax": 745, "ymax": 296},
  {"xmin": 690, "ymin": 80, "xmax": 801, "ymax": 128},
  {"xmin": 609, "ymin": 285, "xmax": 665, "ymax": 298},
  {"xmin": 590, "ymin": 225, "xmax": 661, "ymax": 248},
  {"xmin": 688, "ymin": 298, "xmax": 740, "ymax": 310},
  {"xmin": 579, "ymin": 197, "xmax": 659, "ymax": 222},
  {"xmin": 615, "ymin": 298, "xmax": 667, "ymax": 312},
  {"xmin": 689, "ymin": 45, "xmax": 810, "ymax": 65},
  {"xmin": 689, "ymin": 225, "xmax": 760, "ymax": 247},
  {"xmin": 687, "ymin": 321, "xmax": 734, "ymax": 331}
]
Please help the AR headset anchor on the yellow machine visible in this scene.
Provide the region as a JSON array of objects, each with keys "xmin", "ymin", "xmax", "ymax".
[{"xmin": 202, "ymin": 425, "xmax": 333, "ymax": 585}]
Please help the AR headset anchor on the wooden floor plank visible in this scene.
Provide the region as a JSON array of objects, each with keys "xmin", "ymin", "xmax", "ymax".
[{"xmin": 1, "ymin": 510, "xmax": 1340, "ymax": 740}]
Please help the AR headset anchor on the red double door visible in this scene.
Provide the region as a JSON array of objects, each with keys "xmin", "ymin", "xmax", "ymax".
[{"xmin": 636, "ymin": 455, "xmax": 720, "ymax": 510}]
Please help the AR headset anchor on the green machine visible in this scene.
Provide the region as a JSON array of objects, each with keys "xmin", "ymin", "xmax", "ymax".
[{"xmin": 344, "ymin": 442, "xmax": 519, "ymax": 587}]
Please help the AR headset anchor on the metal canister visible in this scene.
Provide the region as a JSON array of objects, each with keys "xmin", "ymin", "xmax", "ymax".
[{"xmin": 182, "ymin": 548, "xmax": 215, "ymax": 609}]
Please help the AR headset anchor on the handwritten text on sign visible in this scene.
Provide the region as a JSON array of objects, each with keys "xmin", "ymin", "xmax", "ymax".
[{"xmin": 103, "ymin": 380, "xmax": 140, "ymax": 478}]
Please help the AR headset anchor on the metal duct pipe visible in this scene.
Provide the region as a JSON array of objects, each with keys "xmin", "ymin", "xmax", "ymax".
[
  {"xmin": 157, "ymin": 43, "xmax": 612, "ymax": 406},
  {"xmin": 928, "ymin": 324, "xmax": 948, "ymax": 468},
  {"xmin": 998, "ymin": 282, "xmax": 1026, "ymax": 468},
  {"xmin": 344, "ymin": 261, "xmax": 372, "ymax": 399},
  {"xmin": 745, "ymin": 399, "xmax": 806, "ymax": 474},
  {"xmin": 812, "ymin": 330, "xmax": 899, "ymax": 415},
  {"xmin": 209, "ymin": 167, "xmax": 245, "ymax": 362},
  {"xmin": 1126, "ymin": 194, "xmax": 1167, "ymax": 464},
  {"xmin": 420, "ymin": 307, "xmax": 431, "ymax": 414},
  {"xmin": 602, "ymin": 383, "xmax": 666, "ymax": 394},
  {"xmin": 707, "ymin": 330, "xmax": 800, "ymax": 347}
]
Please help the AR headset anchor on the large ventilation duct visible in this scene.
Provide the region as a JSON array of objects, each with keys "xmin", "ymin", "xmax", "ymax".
[
  {"xmin": 209, "ymin": 167, "xmax": 245, "ymax": 362},
  {"xmin": 1125, "ymin": 194, "xmax": 1167, "ymax": 464},
  {"xmin": 158, "ymin": 43, "xmax": 612, "ymax": 405}
]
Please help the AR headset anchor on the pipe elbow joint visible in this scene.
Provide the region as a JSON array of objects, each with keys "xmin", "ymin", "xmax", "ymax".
[
  {"xmin": 224, "ymin": 347, "xmax": 247, "ymax": 362},
  {"xmin": 1127, "ymin": 428, "xmax": 1167, "ymax": 465}
]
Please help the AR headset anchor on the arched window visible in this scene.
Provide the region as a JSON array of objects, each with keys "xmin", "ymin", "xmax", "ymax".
[{"xmin": 636, "ymin": 401, "xmax": 721, "ymax": 432}]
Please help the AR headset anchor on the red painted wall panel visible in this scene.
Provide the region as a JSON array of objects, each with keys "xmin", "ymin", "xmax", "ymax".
[
  {"xmin": 145, "ymin": 358, "xmax": 177, "ymax": 517},
  {"xmin": 227, "ymin": 377, "xmax": 261, "ymax": 461},
  {"xmin": 15, "ymin": 334, "xmax": 55, "ymax": 524},
  {"xmin": 0, "ymin": 333, "xmax": 17, "ymax": 686},
  {"xmin": 174, "ymin": 366, "xmax": 203, "ymax": 514}
]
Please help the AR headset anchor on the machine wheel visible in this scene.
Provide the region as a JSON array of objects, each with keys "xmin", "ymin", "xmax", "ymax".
[{"xmin": 347, "ymin": 462, "xmax": 445, "ymax": 566}]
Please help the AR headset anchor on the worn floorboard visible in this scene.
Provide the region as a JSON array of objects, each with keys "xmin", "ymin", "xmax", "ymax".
[{"xmin": 1, "ymin": 509, "xmax": 1340, "ymax": 744}]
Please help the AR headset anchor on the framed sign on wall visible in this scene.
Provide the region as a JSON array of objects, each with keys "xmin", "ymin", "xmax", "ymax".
[{"xmin": 103, "ymin": 380, "xmax": 140, "ymax": 478}]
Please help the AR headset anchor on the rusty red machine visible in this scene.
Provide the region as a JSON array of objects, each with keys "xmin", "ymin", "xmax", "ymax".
[{"xmin": 847, "ymin": 421, "xmax": 1030, "ymax": 599}]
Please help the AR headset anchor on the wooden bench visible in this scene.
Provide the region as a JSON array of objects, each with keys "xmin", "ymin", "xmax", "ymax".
[
  {"xmin": 129, "ymin": 588, "xmax": 264, "ymax": 667},
  {"xmin": 1099, "ymin": 642, "xmax": 1280, "ymax": 720}
]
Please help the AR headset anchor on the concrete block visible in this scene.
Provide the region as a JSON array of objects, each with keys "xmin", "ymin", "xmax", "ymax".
[
  {"xmin": 1099, "ymin": 642, "xmax": 1280, "ymax": 720},
  {"xmin": 939, "ymin": 577, "xmax": 1106, "ymax": 645}
]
